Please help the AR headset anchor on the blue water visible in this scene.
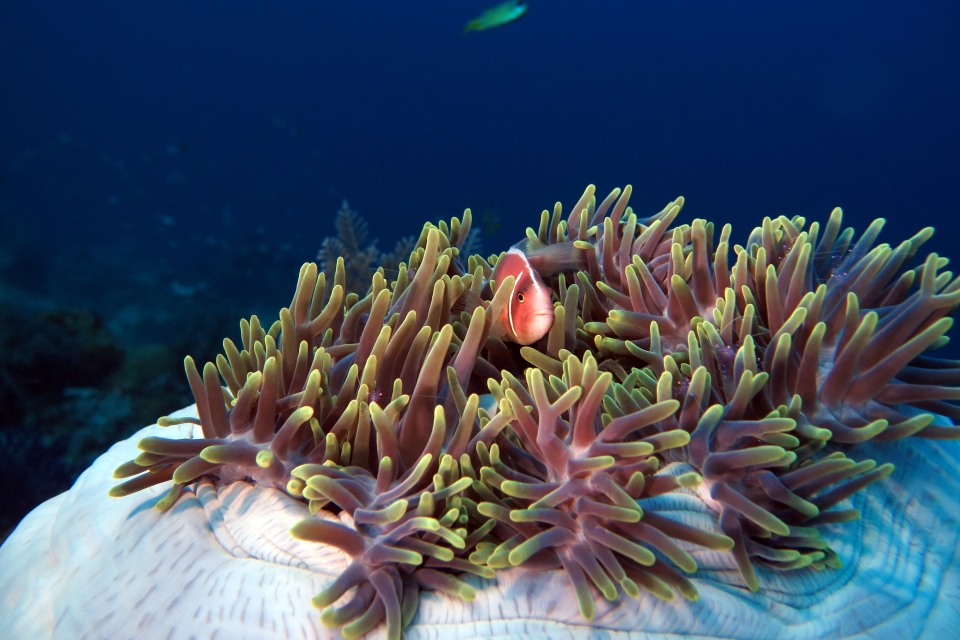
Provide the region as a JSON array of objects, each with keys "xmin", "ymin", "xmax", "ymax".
[
  {"xmin": 3, "ymin": 1, "xmax": 958, "ymax": 259},
  {"xmin": 0, "ymin": 1, "xmax": 958, "ymax": 531}
]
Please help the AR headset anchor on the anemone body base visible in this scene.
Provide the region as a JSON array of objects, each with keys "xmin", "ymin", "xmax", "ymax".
[{"xmin": 1, "ymin": 405, "xmax": 958, "ymax": 640}]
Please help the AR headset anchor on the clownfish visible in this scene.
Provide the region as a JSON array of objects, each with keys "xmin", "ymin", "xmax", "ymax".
[
  {"xmin": 489, "ymin": 248, "xmax": 555, "ymax": 345},
  {"xmin": 455, "ymin": 240, "xmax": 583, "ymax": 345},
  {"xmin": 445, "ymin": 238, "xmax": 584, "ymax": 345}
]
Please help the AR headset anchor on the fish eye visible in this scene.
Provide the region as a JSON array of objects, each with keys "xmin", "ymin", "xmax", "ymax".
[{"xmin": 517, "ymin": 293, "xmax": 525, "ymax": 303}]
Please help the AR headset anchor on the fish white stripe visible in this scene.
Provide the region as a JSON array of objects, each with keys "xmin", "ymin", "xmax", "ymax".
[
  {"xmin": 526, "ymin": 261, "xmax": 546, "ymax": 298},
  {"xmin": 507, "ymin": 269, "xmax": 520, "ymax": 340},
  {"xmin": 509, "ymin": 248, "xmax": 544, "ymax": 294}
]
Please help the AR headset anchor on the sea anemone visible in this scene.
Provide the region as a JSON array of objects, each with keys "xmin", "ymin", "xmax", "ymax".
[
  {"xmin": 534, "ymin": 184, "xmax": 960, "ymax": 591},
  {"xmin": 9, "ymin": 185, "xmax": 960, "ymax": 639}
]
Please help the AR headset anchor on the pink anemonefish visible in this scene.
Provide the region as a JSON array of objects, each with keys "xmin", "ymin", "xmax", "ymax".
[
  {"xmin": 445, "ymin": 239, "xmax": 586, "ymax": 345},
  {"xmin": 472, "ymin": 239, "xmax": 585, "ymax": 345},
  {"xmin": 489, "ymin": 248, "xmax": 556, "ymax": 345}
]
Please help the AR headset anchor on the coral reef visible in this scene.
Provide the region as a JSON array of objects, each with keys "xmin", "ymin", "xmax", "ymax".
[
  {"xmin": 0, "ymin": 194, "xmax": 352, "ymax": 543},
  {"xmin": 317, "ymin": 199, "xmax": 415, "ymax": 294},
  {"xmin": 0, "ymin": 195, "xmax": 424, "ymax": 545},
  {"xmin": 0, "ymin": 304, "xmax": 128, "ymax": 540},
  {"xmin": 109, "ymin": 185, "xmax": 960, "ymax": 639}
]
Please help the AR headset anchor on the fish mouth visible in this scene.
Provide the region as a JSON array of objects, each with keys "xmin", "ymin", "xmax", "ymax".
[
  {"xmin": 528, "ymin": 309, "xmax": 555, "ymax": 327},
  {"xmin": 519, "ymin": 309, "xmax": 555, "ymax": 344}
]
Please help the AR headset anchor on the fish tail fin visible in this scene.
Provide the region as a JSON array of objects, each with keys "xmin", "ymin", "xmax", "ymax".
[
  {"xmin": 463, "ymin": 20, "xmax": 483, "ymax": 33},
  {"xmin": 520, "ymin": 240, "xmax": 588, "ymax": 277}
]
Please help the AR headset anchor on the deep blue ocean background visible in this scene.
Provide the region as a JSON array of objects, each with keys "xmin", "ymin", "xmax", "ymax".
[{"xmin": 0, "ymin": 0, "xmax": 958, "ymax": 535}]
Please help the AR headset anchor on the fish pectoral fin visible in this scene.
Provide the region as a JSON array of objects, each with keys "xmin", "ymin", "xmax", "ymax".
[
  {"xmin": 487, "ymin": 318, "xmax": 507, "ymax": 341},
  {"xmin": 452, "ymin": 288, "xmax": 487, "ymax": 317}
]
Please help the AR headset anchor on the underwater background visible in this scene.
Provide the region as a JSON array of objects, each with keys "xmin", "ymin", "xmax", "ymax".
[{"xmin": 0, "ymin": 0, "xmax": 957, "ymax": 542}]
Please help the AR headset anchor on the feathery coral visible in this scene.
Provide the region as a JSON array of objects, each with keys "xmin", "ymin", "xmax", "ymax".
[{"xmin": 317, "ymin": 199, "xmax": 415, "ymax": 294}]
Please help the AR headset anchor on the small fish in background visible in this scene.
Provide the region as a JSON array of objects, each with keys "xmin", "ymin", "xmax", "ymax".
[{"xmin": 464, "ymin": 0, "xmax": 528, "ymax": 33}]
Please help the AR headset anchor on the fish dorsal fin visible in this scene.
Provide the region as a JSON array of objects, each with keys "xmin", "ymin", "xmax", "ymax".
[
  {"xmin": 512, "ymin": 236, "xmax": 546, "ymax": 254},
  {"xmin": 514, "ymin": 240, "xmax": 587, "ymax": 278}
]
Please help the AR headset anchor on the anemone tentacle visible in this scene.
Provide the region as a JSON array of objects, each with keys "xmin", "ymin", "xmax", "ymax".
[{"xmin": 108, "ymin": 186, "xmax": 960, "ymax": 637}]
